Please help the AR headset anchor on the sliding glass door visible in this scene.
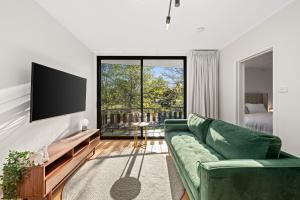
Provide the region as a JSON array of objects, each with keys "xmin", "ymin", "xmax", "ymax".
[
  {"xmin": 142, "ymin": 59, "xmax": 185, "ymax": 137},
  {"xmin": 99, "ymin": 59, "xmax": 142, "ymax": 138},
  {"xmin": 98, "ymin": 57, "xmax": 186, "ymax": 139}
]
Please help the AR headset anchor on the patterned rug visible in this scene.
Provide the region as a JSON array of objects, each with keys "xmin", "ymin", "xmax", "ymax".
[{"xmin": 62, "ymin": 147, "xmax": 184, "ymax": 200}]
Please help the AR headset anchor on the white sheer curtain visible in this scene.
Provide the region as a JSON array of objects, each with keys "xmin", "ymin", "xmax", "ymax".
[{"xmin": 188, "ymin": 50, "xmax": 219, "ymax": 118}]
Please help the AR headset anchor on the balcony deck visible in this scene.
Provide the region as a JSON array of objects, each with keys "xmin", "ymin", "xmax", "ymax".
[
  {"xmin": 101, "ymin": 128, "xmax": 165, "ymax": 137},
  {"xmin": 99, "ymin": 107, "xmax": 184, "ymax": 138}
]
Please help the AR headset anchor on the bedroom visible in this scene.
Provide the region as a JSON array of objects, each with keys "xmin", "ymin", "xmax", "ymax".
[{"xmin": 243, "ymin": 51, "xmax": 273, "ymax": 134}]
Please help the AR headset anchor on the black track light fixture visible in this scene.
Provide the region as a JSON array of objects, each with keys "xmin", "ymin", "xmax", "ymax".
[{"xmin": 165, "ymin": 0, "xmax": 181, "ymax": 30}]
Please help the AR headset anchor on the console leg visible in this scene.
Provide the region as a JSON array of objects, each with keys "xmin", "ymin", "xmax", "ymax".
[{"xmin": 47, "ymin": 191, "xmax": 52, "ymax": 200}]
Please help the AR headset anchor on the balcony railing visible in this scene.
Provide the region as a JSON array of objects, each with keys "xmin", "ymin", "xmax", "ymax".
[{"xmin": 99, "ymin": 107, "xmax": 184, "ymax": 135}]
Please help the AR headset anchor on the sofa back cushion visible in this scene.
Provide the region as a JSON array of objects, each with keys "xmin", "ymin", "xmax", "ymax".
[
  {"xmin": 187, "ymin": 113, "xmax": 213, "ymax": 142},
  {"xmin": 206, "ymin": 120, "xmax": 282, "ymax": 159}
]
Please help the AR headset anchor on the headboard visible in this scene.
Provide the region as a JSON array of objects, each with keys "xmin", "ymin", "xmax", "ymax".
[{"xmin": 245, "ymin": 93, "xmax": 268, "ymax": 109}]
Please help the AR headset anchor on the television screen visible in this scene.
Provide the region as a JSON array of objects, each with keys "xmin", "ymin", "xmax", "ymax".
[{"xmin": 30, "ymin": 63, "xmax": 86, "ymax": 122}]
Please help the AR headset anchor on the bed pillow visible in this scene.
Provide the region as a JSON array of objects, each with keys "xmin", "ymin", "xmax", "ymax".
[{"xmin": 245, "ymin": 103, "xmax": 267, "ymax": 114}]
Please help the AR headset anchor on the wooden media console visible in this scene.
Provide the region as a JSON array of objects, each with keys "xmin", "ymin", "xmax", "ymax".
[{"xmin": 17, "ymin": 129, "xmax": 100, "ymax": 200}]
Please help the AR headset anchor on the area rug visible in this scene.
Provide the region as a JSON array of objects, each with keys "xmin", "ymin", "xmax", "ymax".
[{"xmin": 62, "ymin": 147, "xmax": 185, "ymax": 200}]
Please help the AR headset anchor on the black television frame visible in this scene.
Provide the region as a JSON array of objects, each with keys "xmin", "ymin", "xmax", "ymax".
[{"xmin": 30, "ymin": 62, "xmax": 87, "ymax": 122}]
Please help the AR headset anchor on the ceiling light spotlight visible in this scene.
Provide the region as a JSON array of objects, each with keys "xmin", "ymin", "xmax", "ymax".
[
  {"xmin": 166, "ymin": 16, "xmax": 171, "ymax": 30},
  {"xmin": 175, "ymin": 0, "xmax": 180, "ymax": 7}
]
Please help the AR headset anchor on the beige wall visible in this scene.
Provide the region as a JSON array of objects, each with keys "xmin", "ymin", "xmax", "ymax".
[
  {"xmin": 219, "ymin": 1, "xmax": 300, "ymax": 155},
  {"xmin": 245, "ymin": 67, "xmax": 273, "ymax": 108}
]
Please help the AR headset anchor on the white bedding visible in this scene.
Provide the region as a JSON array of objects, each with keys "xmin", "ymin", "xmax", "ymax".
[{"xmin": 244, "ymin": 112, "xmax": 273, "ymax": 134}]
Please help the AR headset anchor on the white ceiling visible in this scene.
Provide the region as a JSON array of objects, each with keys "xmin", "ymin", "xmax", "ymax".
[{"xmin": 35, "ymin": 0, "xmax": 292, "ymax": 53}]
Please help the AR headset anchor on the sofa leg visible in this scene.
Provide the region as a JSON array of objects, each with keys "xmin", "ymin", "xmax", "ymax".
[{"xmin": 181, "ymin": 191, "xmax": 189, "ymax": 200}]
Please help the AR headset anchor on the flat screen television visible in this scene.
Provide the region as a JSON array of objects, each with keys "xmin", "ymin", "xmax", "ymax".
[{"xmin": 30, "ymin": 63, "xmax": 87, "ymax": 122}]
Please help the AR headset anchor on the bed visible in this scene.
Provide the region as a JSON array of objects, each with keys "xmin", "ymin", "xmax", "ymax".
[{"xmin": 243, "ymin": 93, "xmax": 273, "ymax": 134}]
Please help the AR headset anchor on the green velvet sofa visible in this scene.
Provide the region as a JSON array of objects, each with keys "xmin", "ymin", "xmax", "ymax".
[{"xmin": 165, "ymin": 113, "xmax": 300, "ymax": 200}]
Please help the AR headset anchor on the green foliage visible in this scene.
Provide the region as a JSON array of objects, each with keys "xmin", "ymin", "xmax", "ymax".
[
  {"xmin": 101, "ymin": 64, "xmax": 141, "ymax": 109},
  {"xmin": 100, "ymin": 63, "xmax": 184, "ymax": 111},
  {"xmin": 0, "ymin": 150, "xmax": 33, "ymax": 200}
]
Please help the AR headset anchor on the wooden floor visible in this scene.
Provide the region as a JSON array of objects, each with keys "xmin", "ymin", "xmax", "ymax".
[{"xmin": 53, "ymin": 139, "xmax": 189, "ymax": 200}]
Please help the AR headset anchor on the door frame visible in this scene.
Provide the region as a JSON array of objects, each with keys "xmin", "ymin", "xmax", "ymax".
[
  {"xmin": 236, "ymin": 48, "xmax": 273, "ymax": 126},
  {"xmin": 97, "ymin": 56, "xmax": 187, "ymax": 139}
]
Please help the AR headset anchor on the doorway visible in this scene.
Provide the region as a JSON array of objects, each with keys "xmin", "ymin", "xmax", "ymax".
[
  {"xmin": 237, "ymin": 50, "xmax": 273, "ymax": 134},
  {"xmin": 97, "ymin": 56, "xmax": 187, "ymax": 139}
]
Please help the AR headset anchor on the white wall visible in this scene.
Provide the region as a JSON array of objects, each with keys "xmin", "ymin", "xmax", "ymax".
[
  {"xmin": 0, "ymin": 0, "xmax": 96, "ymax": 170},
  {"xmin": 219, "ymin": 0, "xmax": 300, "ymax": 155},
  {"xmin": 245, "ymin": 67, "xmax": 273, "ymax": 108}
]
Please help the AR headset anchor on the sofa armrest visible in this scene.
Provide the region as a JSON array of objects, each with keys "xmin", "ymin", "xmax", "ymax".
[
  {"xmin": 164, "ymin": 119, "xmax": 188, "ymax": 124},
  {"xmin": 199, "ymin": 159, "xmax": 300, "ymax": 200},
  {"xmin": 164, "ymin": 119, "xmax": 188, "ymax": 132}
]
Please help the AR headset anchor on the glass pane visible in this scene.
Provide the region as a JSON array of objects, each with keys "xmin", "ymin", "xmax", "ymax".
[
  {"xmin": 143, "ymin": 59, "xmax": 184, "ymax": 137},
  {"xmin": 100, "ymin": 60, "xmax": 141, "ymax": 137}
]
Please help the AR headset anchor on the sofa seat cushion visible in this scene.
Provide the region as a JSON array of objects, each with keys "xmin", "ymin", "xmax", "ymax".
[
  {"xmin": 166, "ymin": 131, "xmax": 224, "ymax": 195},
  {"xmin": 206, "ymin": 120, "xmax": 282, "ymax": 159}
]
